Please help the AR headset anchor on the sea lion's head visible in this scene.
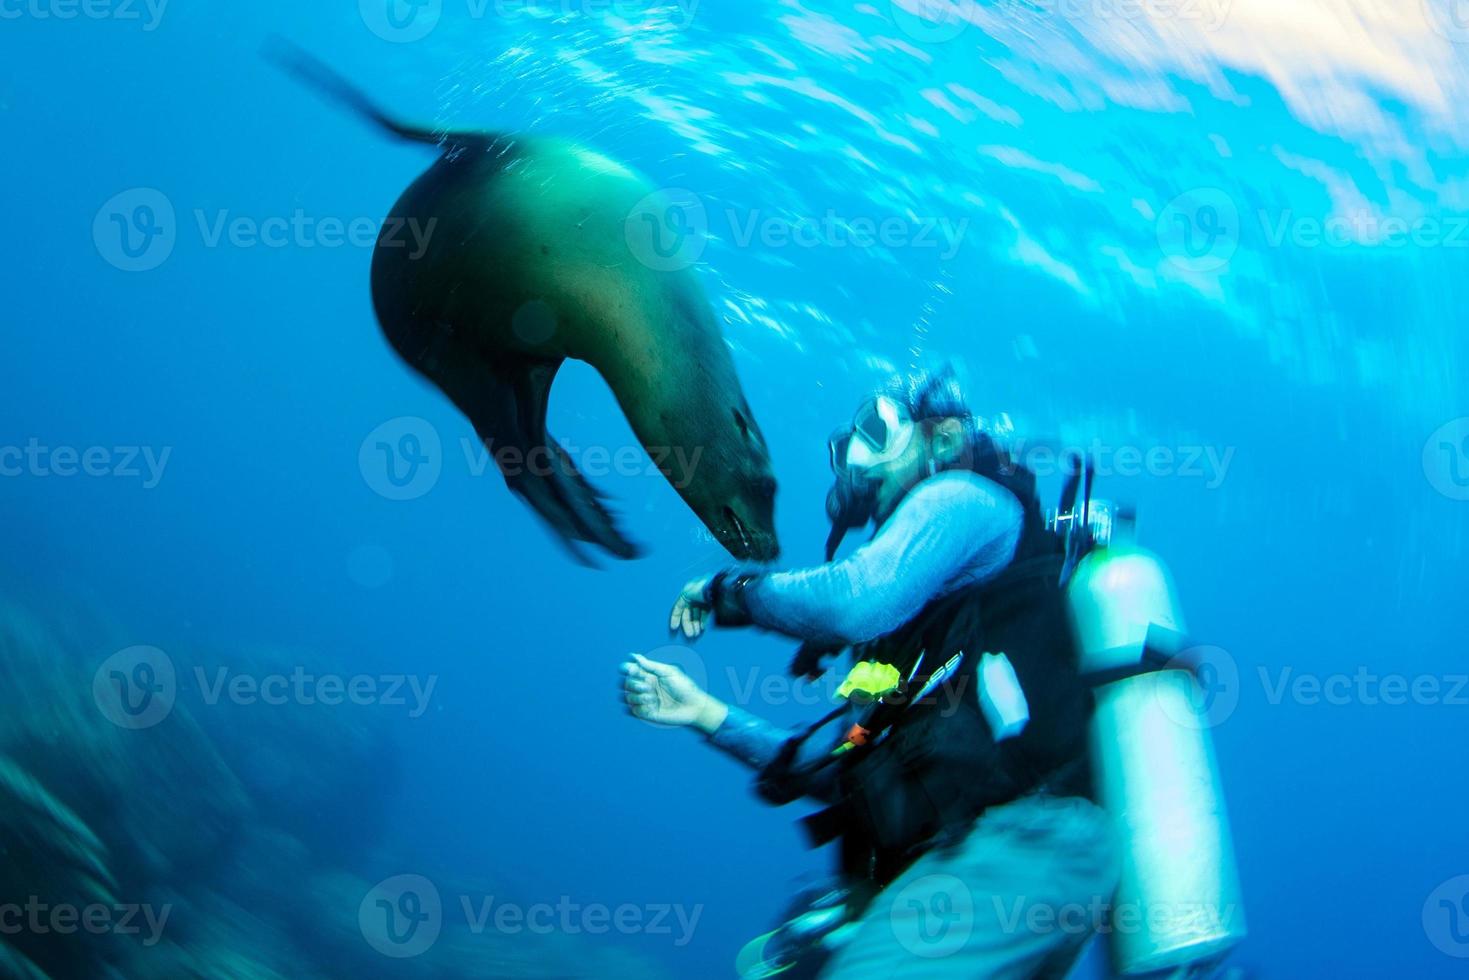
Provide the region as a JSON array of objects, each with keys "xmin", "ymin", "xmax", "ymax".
[
  {"xmin": 647, "ymin": 379, "xmax": 779, "ymax": 562},
  {"xmin": 710, "ymin": 399, "xmax": 781, "ymax": 564},
  {"xmin": 694, "ymin": 395, "xmax": 780, "ymax": 562}
]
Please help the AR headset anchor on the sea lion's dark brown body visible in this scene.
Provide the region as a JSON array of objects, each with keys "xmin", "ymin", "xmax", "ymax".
[{"xmin": 275, "ymin": 44, "xmax": 778, "ymax": 561}]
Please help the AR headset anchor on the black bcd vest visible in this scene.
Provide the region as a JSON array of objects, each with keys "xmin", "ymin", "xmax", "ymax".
[{"xmin": 762, "ymin": 455, "xmax": 1094, "ymax": 889}]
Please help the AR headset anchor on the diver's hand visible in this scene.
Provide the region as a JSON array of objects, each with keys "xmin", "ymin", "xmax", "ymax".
[
  {"xmin": 621, "ymin": 654, "xmax": 728, "ymax": 732},
  {"xmin": 669, "ymin": 576, "xmax": 715, "ymax": 640}
]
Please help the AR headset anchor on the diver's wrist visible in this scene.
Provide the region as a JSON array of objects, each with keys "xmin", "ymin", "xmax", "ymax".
[
  {"xmin": 692, "ymin": 694, "xmax": 729, "ymax": 735},
  {"xmin": 709, "ymin": 570, "xmax": 758, "ymax": 627}
]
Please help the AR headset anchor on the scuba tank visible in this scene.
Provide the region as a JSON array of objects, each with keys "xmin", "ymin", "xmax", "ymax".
[
  {"xmin": 739, "ymin": 443, "xmax": 1246, "ymax": 978},
  {"xmin": 1055, "ymin": 480, "xmax": 1247, "ymax": 975}
]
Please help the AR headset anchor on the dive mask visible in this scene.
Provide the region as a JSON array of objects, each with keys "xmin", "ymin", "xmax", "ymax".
[
  {"xmin": 823, "ymin": 395, "xmax": 915, "ymax": 560},
  {"xmin": 827, "ymin": 395, "xmax": 915, "ymax": 478}
]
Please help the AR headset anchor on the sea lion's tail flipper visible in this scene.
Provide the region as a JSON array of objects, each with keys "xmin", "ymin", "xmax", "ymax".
[
  {"xmin": 454, "ymin": 359, "xmax": 643, "ymax": 565},
  {"xmin": 264, "ymin": 36, "xmax": 485, "ymax": 149}
]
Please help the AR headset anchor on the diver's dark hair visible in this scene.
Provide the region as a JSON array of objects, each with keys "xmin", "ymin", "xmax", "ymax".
[
  {"xmin": 889, "ymin": 363, "xmax": 983, "ymax": 451},
  {"xmin": 901, "ymin": 364, "xmax": 969, "ymax": 424},
  {"xmin": 889, "ymin": 364, "xmax": 1014, "ymax": 483}
]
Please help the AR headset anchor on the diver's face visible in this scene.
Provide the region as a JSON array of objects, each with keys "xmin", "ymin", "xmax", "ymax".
[
  {"xmin": 867, "ymin": 418, "xmax": 966, "ymax": 523},
  {"xmin": 868, "ymin": 428, "xmax": 930, "ymax": 522}
]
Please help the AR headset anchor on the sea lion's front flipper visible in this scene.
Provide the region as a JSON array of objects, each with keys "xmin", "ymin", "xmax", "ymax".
[{"xmin": 455, "ymin": 359, "xmax": 643, "ymax": 564}]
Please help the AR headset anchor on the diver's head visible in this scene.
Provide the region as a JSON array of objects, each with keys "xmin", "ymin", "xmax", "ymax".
[
  {"xmin": 828, "ymin": 401, "xmax": 968, "ymax": 522},
  {"xmin": 823, "ymin": 366, "xmax": 986, "ymax": 559}
]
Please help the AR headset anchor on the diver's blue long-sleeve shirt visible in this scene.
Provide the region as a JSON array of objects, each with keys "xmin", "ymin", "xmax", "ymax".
[
  {"xmin": 747, "ymin": 470, "xmax": 1023, "ymax": 647},
  {"xmin": 706, "ymin": 470, "xmax": 1023, "ymax": 795}
]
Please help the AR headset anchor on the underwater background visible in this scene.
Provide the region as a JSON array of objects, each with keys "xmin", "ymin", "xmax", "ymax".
[{"xmin": 3, "ymin": 0, "xmax": 1468, "ymax": 976}]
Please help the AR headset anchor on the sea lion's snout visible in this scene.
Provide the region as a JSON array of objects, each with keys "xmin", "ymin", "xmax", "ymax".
[
  {"xmin": 698, "ymin": 437, "xmax": 778, "ymax": 561},
  {"xmin": 695, "ymin": 397, "xmax": 779, "ymax": 561},
  {"xmin": 719, "ymin": 479, "xmax": 779, "ymax": 561}
]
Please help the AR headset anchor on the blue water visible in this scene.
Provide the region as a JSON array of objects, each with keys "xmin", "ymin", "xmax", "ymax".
[{"xmin": 4, "ymin": 1, "xmax": 1468, "ymax": 977}]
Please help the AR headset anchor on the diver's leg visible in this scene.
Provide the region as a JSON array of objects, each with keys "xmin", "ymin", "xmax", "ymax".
[{"xmin": 817, "ymin": 794, "xmax": 1120, "ymax": 980}]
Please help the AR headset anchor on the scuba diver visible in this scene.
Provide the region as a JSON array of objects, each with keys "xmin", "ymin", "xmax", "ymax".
[{"xmin": 622, "ymin": 367, "xmax": 1122, "ymax": 978}]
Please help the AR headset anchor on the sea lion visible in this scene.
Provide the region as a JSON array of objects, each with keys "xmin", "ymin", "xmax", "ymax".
[{"xmin": 270, "ymin": 44, "xmax": 778, "ymax": 563}]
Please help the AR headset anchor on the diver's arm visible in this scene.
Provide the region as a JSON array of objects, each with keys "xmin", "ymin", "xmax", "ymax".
[
  {"xmin": 735, "ymin": 472, "xmax": 1022, "ymax": 646},
  {"xmin": 621, "ymin": 654, "xmax": 844, "ymax": 799},
  {"xmin": 622, "ymin": 653, "xmax": 825, "ymax": 772},
  {"xmin": 702, "ymin": 704, "xmax": 792, "ymax": 768},
  {"xmin": 705, "ymin": 705, "xmax": 845, "ymax": 802}
]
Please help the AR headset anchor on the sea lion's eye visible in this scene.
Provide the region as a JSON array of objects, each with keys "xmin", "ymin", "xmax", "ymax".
[{"xmin": 733, "ymin": 409, "xmax": 750, "ymax": 440}]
